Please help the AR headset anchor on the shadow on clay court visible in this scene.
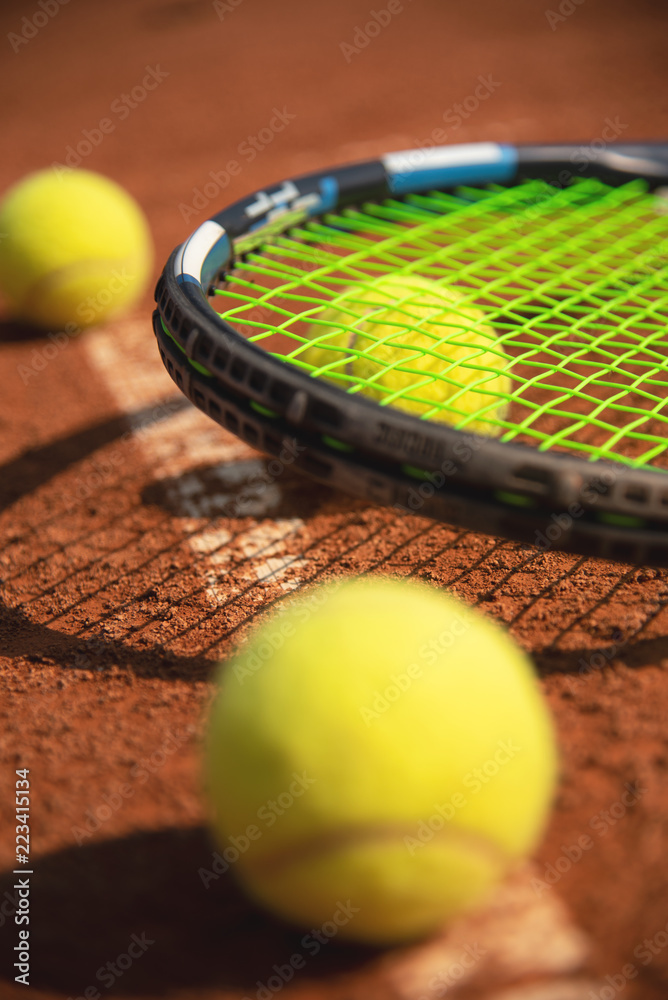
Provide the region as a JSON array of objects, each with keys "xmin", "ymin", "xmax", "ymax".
[
  {"xmin": 0, "ymin": 399, "xmax": 190, "ymax": 512},
  {"xmin": 0, "ymin": 318, "xmax": 49, "ymax": 343},
  {"xmin": 0, "ymin": 597, "xmax": 212, "ymax": 680},
  {"xmin": 2, "ymin": 588, "xmax": 667, "ymax": 688},
  {"xmin": 0, "ymin": 827, "xmax": 378, "ymax": 994}
]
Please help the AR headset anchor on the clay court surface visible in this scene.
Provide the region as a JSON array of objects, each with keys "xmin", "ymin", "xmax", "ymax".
[{"xmin": 1, "ymin": 0, "xmax": 668, "ymax": 997}]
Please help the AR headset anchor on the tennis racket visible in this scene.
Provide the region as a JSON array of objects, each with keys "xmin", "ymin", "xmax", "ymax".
[{"xmin": 153, "ymin": 141, "xmax": 668, "ymax": 566}]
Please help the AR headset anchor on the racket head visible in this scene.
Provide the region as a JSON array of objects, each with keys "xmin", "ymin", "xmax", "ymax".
[{"xmin": 154, "ymin": 141, "xmax": 668, "ymax": 563}]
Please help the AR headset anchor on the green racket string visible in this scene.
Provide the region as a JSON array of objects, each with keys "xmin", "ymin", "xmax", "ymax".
[{"xmin": 211, "ymin": 178, "xmax": 668, "ymax": 469}]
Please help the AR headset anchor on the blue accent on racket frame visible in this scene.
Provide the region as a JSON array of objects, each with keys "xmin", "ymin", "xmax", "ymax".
[
  {"xmin": 176, "ymin": 272, "xmax": 203, "ymax": 287},
  {"xmin": 316, "ymin": 176, "xmax": 339, "ymax": 213},
  {"xmin": 385, "ymin": 143, "xmax": 518, "ymax": 195}
]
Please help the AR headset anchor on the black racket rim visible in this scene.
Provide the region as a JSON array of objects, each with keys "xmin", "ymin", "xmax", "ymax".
[{"xmin": 154, "ymin": 140, "xmax": 668, "ymax": 557}]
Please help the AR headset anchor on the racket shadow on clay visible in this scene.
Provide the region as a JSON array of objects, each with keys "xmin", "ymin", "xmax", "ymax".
[
  {"xmin": 0, "ymin": 597, "xmax": 210, "ymax": 681},
  {"xmin": 141, "ymin": 458, "xmax": 334, "ymax": 523}
]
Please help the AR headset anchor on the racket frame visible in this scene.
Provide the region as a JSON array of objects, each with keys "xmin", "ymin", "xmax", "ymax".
[{"xmin": 154, "ymin": 141, "xmax": 668, "ymax": 563}]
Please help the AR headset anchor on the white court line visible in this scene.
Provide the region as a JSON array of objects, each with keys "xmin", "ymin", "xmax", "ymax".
[{"xmin": 83, "ymin": 320, "xmax": 308, "ymax": 601}]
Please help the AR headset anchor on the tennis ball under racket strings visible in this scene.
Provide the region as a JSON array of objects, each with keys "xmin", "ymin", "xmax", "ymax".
[
  {"xmin": 205, "ymin": 576, "xmax": 557, "ymax": 944},
  {"xmin": 299, "ymin": 274, "xmax": 510, "ymax": 435},
  {"xmin": 0, "ymin": 168, "xmax": 153, "ymax": 330}
]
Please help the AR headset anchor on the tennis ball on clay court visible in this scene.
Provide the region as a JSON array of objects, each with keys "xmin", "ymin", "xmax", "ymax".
[
  {"xmin": 0, "ymin": 168, "xmax": 153, "ymax": 330},
  {"xmin": 205, "ymin": 576, "xmax": 557, "ymax": 944},
  {"xmin": 298, "ymin": 274, "xmax": 511, "ymax": 436}
]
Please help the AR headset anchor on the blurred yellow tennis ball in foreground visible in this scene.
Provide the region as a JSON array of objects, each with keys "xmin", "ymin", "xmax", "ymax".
[
  {"xmin": 299, "ymin": 274, "xmax": 510, "ymax": 435},
  {"xmin": 205, "ymin": 576, "xmax": 557, "ymax": 944},
  {"xmin": 0, "ymin": 168, "xmax": 153, "ymax": 330}
]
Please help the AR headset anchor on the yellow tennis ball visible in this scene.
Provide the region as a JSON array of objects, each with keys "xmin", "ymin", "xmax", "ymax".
[
  {"xmin": 0, "ymin": 168, "xmax": 153, "ymax": 330},
  {"xmin": 298, "ymin": 274, "xmax": 510, "ymax": 435},
  {"xmin": 205, "ymin": 576, "xmax": 557, "ymax": 944}
]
